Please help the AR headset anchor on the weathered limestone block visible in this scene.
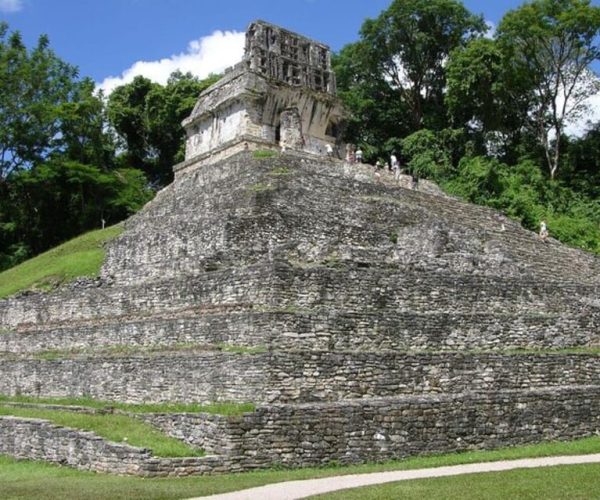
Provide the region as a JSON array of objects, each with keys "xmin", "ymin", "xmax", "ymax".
[{"xmin": 279, "ymin": 108, "xmax": 304, "ymax": 150}]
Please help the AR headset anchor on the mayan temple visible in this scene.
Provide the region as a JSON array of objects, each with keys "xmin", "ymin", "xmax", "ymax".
[{"xmin": 0, "ymin": 21, "xmax": 599, "ymax": 476}]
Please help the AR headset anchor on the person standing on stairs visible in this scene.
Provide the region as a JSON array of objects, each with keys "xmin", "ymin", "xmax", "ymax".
[{"xmin": 539, "ymin": 220, "xmax": 549, "ymax": 241}]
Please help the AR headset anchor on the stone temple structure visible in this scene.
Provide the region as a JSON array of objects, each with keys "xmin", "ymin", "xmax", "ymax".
[
  {"xmin": 176, "ymin": 20, "xmax": 345, "ymax": 177},
  {"xmin": 0, "ymin": 21, "xmax": 599, "ymax": 476}
]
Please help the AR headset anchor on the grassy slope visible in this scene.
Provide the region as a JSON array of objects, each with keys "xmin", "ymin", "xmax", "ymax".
[
  {"xmin": 0, "ymin": 224, "xmax": 123, "ymax": 299},
  {"xmin": 0, "ymin": 406, "xmax": 202, "ymax": 458},
  {"xmin": 1, "ymin": 436, "xmax": 600, "ymax": 499}
]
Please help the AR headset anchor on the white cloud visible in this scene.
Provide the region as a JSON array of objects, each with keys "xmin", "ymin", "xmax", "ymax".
[
  {"xmin": 98, "ymin": 30, "xmax": 245, "ymax": 95},
  {"xmin": 484, "ymin": 20, "xmax": 496, "ymax": 39},
  {"xmin": 565, "ymin": 91, "xmax": 600, "ymax": 137},
  {"xmin": 0, "ymin": 0, "xmax": 23, "ymax": 13}
]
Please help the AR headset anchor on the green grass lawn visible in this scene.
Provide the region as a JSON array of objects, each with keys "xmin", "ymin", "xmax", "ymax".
[
  {"xmin": 1, "ymin": 436, "xmax": 600, "ymax": 499},
  {"xmin": 311, "ymin": 463, "xmax": 600, "ymax": 500},
  {"xmin": 0, "ymin": 224, "xmax": 123, "ymax": 299},
  {"xmin": 0, "ymin": 406, "xmax": 202, "ymax": 458}
]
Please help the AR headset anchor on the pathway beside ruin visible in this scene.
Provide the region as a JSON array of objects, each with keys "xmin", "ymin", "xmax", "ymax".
[{"xmin": 193, "ymin": 454, "xmax": 600, "ymax": 500}]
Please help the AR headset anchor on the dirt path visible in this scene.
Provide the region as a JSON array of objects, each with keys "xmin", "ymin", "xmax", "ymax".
[{"xmin": 192, "ymin": 454, "xmax": 600, "ymax": 500}]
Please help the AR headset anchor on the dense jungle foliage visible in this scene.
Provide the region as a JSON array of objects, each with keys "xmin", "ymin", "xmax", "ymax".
[
  {"xmin": 1, "ymin": 0, "xmax": 599, "ymax": 271},
  {"xmin": 334, "ymin": 0, "xmax": 600, "ymax": 254}
]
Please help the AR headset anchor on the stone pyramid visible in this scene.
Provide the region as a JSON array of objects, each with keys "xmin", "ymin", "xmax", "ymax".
[{"xmin": 0, "ymin": 21, "xmax": 599, "ymax": 473}]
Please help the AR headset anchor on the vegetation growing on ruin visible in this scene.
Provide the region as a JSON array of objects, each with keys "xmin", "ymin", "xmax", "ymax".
[
  {"xmin": 1, "ymin": 436, "xmax": 600, "ymax": 499},
  {"xmin": 247, "ymin": 182, "xmax": 275, "ymax": 193},
  {"xmin": 18, "ymin": 342, "xmax": 267, "ymax": 359},
  {"xmin": 268, "ymin": 166, "xmax": 292, "ymax": 176},
  {"xmin": 0, "ymin": 395, "xmax": 255, "ymax": 416},
  {"xmin": 252, "ymin": 149, "xmax": 278, "ymax": 159},
  {"xmin": 217, "ymin": 343, "xmax": 269, "ymax": 354},
  {"xmin": 0, "ymin": 405, "xmax": 204, "ymax": 457},
  {"xmin": 0, "ymin": 224, "xmax": 123, "ymax": 299}
]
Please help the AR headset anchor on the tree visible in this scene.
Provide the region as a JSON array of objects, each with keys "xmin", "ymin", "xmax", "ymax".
[
  {"xmin": 445, "ymin": 37, "xmax": 540, "ymax": 163},
  {"xmin": 0, "ymin": 22, "xmax": 79, "ymax": 180},
  {"xmin": 0, "ymin": 22, "xmax": 151, "ymax": 269},
  {"xmin": 496, "ymin": 0, "xmax": 600, "ymax": 179},
  {"xmin": 565, "ymin": 120, "xmax": 600, "ymax": 196},
  {"xmin": 106, "ymin": 75, "xmax": 158, "ymax": 175},
  {"xmin": 4, "ymin": 161, "xmax": 153, "ymax": 256},
  {"xmin": 58, "ymin": 78, "xmax": 115, "ymax": 168},
  {"xmin": 333, "ymin": 43, "xmax": 411, "ymax": 154},
  {"xmin": 107, "ymin": 72, "xmax": 220, "ymax": 185},
  {"xmin": 401, "ymin": 128, "xmax": 465, "ymax": 181},
  {"xmin": 355, "ymin": 0, "xmax": 486, "ymax": 131}
]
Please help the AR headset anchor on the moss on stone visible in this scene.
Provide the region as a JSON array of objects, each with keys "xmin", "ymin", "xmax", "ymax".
[{"xmin": 252, "ymin": 149, "xmax": 278, "ymax": 159}]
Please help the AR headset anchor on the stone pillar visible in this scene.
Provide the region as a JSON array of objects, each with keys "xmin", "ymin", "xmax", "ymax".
[{"xmin": 279, "ymin": 108, "xmax": 304, "ymax": 151}]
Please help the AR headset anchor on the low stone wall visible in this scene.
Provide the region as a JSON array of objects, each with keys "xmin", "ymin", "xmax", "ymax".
[
  {"xmin": 0, "ymin": 351, "xmax": 598, "ymax": 404},
  {"xmin": 2, "ymin": 386, "xmax": 599, "ymax": 475},
  {"xmin": 138, "ymin": 413, "xmax": 235, "ymax": 456},
  {"xmin": 143, "ymin": 386, "xmax": 600, "ymax": 469},
  {"xmin": 0, "ymin": 416, "xmax": 226, "ymax": 476}
]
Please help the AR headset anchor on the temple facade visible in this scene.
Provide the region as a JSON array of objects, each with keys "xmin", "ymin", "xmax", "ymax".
[{"xmin": 174, "ymin": 20, "xmax": 346, "ymax": 177}]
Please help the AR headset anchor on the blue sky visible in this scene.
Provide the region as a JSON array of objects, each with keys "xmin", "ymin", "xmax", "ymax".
[
  {"xmin": 1, "ymin": 0, "xmax": 531, "ymax": 90},
  {"xmin": 1, "ymin": 0, "xmax": 599, "ymax": 132}
]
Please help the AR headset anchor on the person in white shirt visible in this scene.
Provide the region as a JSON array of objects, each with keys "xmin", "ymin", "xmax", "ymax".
[{"xmin": 539, "ymin": 220, "xmax": 549, "ymax": 241}]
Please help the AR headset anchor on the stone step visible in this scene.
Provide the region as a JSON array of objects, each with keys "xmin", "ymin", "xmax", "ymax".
[
  {"xmin": 1, "ymin": 350, "xmax": 598, "ymax": 405},
  {"xmin": 1, "ymin": 308, "xmax": 597, "ymax": 354},
  {"xmin": 2, "ymin": 262, "xmax": 597, "ymax": 329}
]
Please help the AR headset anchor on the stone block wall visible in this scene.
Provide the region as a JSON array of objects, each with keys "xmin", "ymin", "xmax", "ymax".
[
  {"xmin": 102, "ymin": 152, "xmax": 600, "ymax": 287},
  {"xmin": 138, "ymin": 413, "xmax": 235, "ymax": 455},
  {"xmin": 141, "ymin": 386, "xmax": 600, "ymax": 469},
  {"xmin": 2, "ymin": 387, "xmax": 597, "ymax": 475},
  {"xmin": 4, "ymin": 261, "xmax": 596, "ymax": 332},
  {"xmin": 0, "ymin": 353, "xmax": 269, "ymax": 404},
  {"xmin": 1, "ymin": 306, "xmax": 597, "ymax": 356},
  {"xmin": 1, "ymin": 352, "xmax": 598, "ymax": 405},
  {"xmin": 1, "ymin": 152, "xmax": 599, "ymax": 474},
  {"xmin": 0, "ymin": 265, "xmax": 275, "ymax": 329},
  {"xmin": 0, "ymin": 416, "xmax": 225, "ymax": 476}
]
